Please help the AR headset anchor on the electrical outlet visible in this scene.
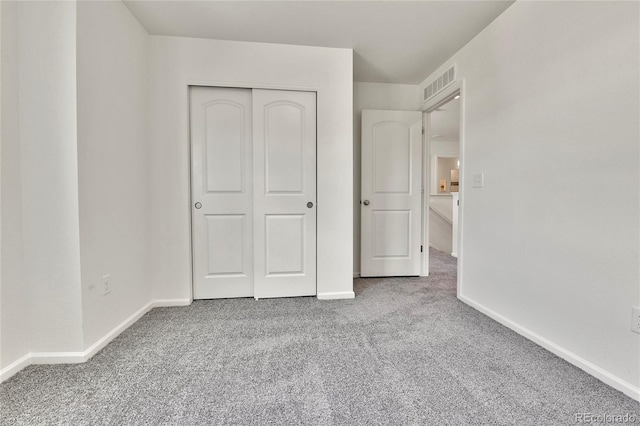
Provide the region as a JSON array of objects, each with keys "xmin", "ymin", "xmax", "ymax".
[
  {"xmin": 632, "ymin": 307, "xmax": 640, "ymax": 334},
  {"xmin": 473, "ymin": 172, "xmax": 484, "ymax": 188},
  {"xmin": 102, "ymin": 274, "xmax": 111, "ymax": 296}
]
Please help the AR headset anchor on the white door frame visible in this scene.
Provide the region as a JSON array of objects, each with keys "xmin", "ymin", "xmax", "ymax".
[
  {"xmin": 421, "ymin": 80, "xmax": 465, "ymax": 298},
  {"xmin": 187, "ymin": 82, "xmax": 319, "ymax": 302}
]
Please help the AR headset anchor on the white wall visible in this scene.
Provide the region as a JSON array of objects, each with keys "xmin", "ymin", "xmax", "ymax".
[
  {"xmin": 420, "ymin": 1, "xmax": 640, "ymax": 398},
  {"xmin": 353, "ymin": 82, "xmax": 421, "ymax": 274},
  {"xmin": 149, "ymin": 37, "xmax": 353, "ymax": 300},
  {"xmin": 18, "ymin": 1, "xmax": 84, "ymax": 353},
  {"xmin": 429, "ymin": 206, "xmax": 452, "ymax": 254},
  {"xmin": 430, "ymin": 140, "xmax": 459, "ymax": 156},
  {"xmin": 76, "ymin": 1, "xmax": 151, "ymax": 348},
  {"xmin": 2, "ymin": 1, "xmax": 154, "ymax": 379},
  {"xmin": 1, "ymin": 0, "xmax": 30, "ymax": 371}
]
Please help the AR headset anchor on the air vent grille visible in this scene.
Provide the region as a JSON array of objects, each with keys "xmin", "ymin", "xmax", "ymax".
[{"xmin": 424, "ymin": 66, "xmax": 456, "ymax": 102}]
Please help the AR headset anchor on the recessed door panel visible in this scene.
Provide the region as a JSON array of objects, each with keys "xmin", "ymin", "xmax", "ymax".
[
  {"xmin": 265, "ymin": 103, "xmax": 304, "ymax": 194},
  {"xmin": 374, "ymin": 123, "xmax": 411, "ymax": 194},
  {"xmin": 265, "ymin": 215, "xmax": 304, "ymax": 275},
  {"xmin": 373, "ymin": 210, "xmax": 411, "ymax": 258},
  {"xmin": 204, "ymin": 102, "xmax": 246, "ymax": 193},
  {"xmin": 206, "ymin": 215, "xmax": 245, "ymax": 275}
]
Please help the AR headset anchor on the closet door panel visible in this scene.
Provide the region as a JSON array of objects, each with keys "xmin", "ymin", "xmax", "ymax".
[
  {"xmin": 190, "ymin": 87, "xmax": 254, "ymax": 299},
  {"xmin": 253, "ymin": 89, "xmax": 317, "ymax": 298}
]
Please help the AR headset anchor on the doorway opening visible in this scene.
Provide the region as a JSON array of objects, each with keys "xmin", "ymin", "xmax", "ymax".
[
  {"xmin": 357, "ymin": 87, "xmax": 463, "ymax": 292},
  {"xmin": 423, "ymin": 90, "xmax": 463, "ymax": 292}
]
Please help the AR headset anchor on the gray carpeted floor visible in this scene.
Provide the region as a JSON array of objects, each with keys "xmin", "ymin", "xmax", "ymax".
[{"xmin": 1, "ymin": 249, "xmax": 638, "ymax": 425}]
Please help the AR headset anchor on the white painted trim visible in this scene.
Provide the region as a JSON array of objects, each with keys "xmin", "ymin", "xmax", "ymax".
[
  {"xmin": 455, "ymin": 80, "xmax": 466, "ymax": 300},
  {"xmin": 83, "ymin": 301, "xmax": 154, "ymax": 360},
  {"xmin": 422, "ymin": 81, "xmax": 465, "ymax": 300},
  {"xmin": 31, "ymin": 352, "xmax": 86, "ymax": 364},
  {"xmin": 152, "ymin": 298, "xmax": 192, "ymax": 307},
  {"xmin": 353, "ymin": 272, "xmax": 360, "ymax": 278},
  {"xmin": 317, "ymin": 291, "xmax": 355, "ymax": 300},
  {"xmin": 421, "ymin": 111, "xmax": 430, "ymax": 276},
  {"xmin": 30, "ymin": 301, "xmax": 156, "ymax": 366},
  {"xmin": 0, "ymin": 354, "xmax": 33, "ymax": 383},
  {"xmin": 451, "ymin": 252, "xmax": 458, "ymax": 258},
  {"xmin": 187, "ymin": 80, "xmax": 319, "ymax": 93},
  {"xmin": 0, "ymin": 298, "xmax": 193, "ymax": 383},
  {"xmin": 459, "ymin": 294, "xmax": 640, "ymax": 402}
]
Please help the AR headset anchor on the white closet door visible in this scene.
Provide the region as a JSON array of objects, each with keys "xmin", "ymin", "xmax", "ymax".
[
  {"xmin": 360, "ymin": 109, "xmax": 422, "ymax": 277},
  {"xmin": 191, "ymin": 87, "xmax": 254, "ymax": 299},
  {"xmin": 252, "ymin": 89, "xmax": 317, "ymax": 298}
]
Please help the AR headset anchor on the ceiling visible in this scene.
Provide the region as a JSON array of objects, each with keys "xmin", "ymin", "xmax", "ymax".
[{"xmin": 123, "ymin": 1, "xmax": 514, "ymax": 84}]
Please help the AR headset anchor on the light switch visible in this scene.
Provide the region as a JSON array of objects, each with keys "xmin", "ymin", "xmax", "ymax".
[{"xmin": 473, "ymin": 172, "xmax": 484, "ymax": 188}]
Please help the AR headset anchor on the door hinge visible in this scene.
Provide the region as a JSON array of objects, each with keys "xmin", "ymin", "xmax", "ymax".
[
  {"xmin": 420, "ymin": 245, "xmax": 423, "ymax": 252},
  {"xmin": 422, "ymin": 128, "xmax": 425, "ymax": 135},
  {"xmin": 457, "ymin": 200, "xmax": 460, "ymax": 206}
]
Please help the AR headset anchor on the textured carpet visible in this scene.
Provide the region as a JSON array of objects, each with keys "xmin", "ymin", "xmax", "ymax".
[{"xmin": 1, "ymin": 249, "xmax": 638, "ymax": 425}]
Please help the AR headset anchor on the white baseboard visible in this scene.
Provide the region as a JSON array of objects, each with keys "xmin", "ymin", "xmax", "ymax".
[
  {"xmin": 0, "ymin": 354, "xmax": 33, "ymax": 383},
  {"xmin": 31, "ymin": 352, "xmax": 87, "ymax": 364},
  {"xmin": 83, "ymin": 301, "xmax": 155, "ymax": 361},
  {"xmin": 459, "ymin": 294, "xmax": 640, "ymax": 402},
  {"xmin": 0, "ymin": 298, "xmax": 192, "ymax": 383},
  {"xmin": 152, "ymin": 298, "xmax": 192, "ymax": 307},
  {"xmin": 317, "ymin": 291, "xmax": 355, "ymax": 300}
]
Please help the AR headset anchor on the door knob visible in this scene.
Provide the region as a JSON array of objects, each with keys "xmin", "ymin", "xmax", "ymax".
[
  {"xmin": 194, "ymin": 202, "xmax": 202, "ymax": 209},
  {"xmin": 363, "ymin": 200, "xmax": 370, "ymax": 206},
  {"xmin": 307, "ymin": 202, "xmax": 314, "ymax": 208}
]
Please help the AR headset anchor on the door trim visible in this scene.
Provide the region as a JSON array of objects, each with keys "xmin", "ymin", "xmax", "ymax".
[
  {"xmin": 421, "ymin": 80, "xmax": 465, "ymax": 299},
  {"xmin": 188, "ymin": 83, "xmax": 319, "ymax": 301}
]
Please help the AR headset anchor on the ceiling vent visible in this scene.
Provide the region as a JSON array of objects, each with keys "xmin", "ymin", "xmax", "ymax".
[{"xmin": 423, "ymin": 65, "xmax": 456, "ymax": 102}]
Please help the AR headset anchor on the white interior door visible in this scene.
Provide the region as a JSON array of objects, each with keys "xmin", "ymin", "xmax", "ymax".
[
  {"xmin": 252, "ymin": 89, "xmax": 317, "ymax": 298},
  {"xmin": 191, "ymin": 87, "xmax": 254, "ymax": 299},
  {"xmin": 360, "ymin": 109, "xmax": 422, "ymax": 277}
]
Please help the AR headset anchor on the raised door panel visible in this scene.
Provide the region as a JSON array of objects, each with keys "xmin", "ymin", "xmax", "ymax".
[{"xmin": 204, "ymin": 102, "xmax": 246, "ymax": 193}]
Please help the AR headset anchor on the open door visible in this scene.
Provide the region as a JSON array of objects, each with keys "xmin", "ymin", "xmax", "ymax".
[{"xmin": 360, "ymin": 110, "xmax": 422, "ymax": 277}]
